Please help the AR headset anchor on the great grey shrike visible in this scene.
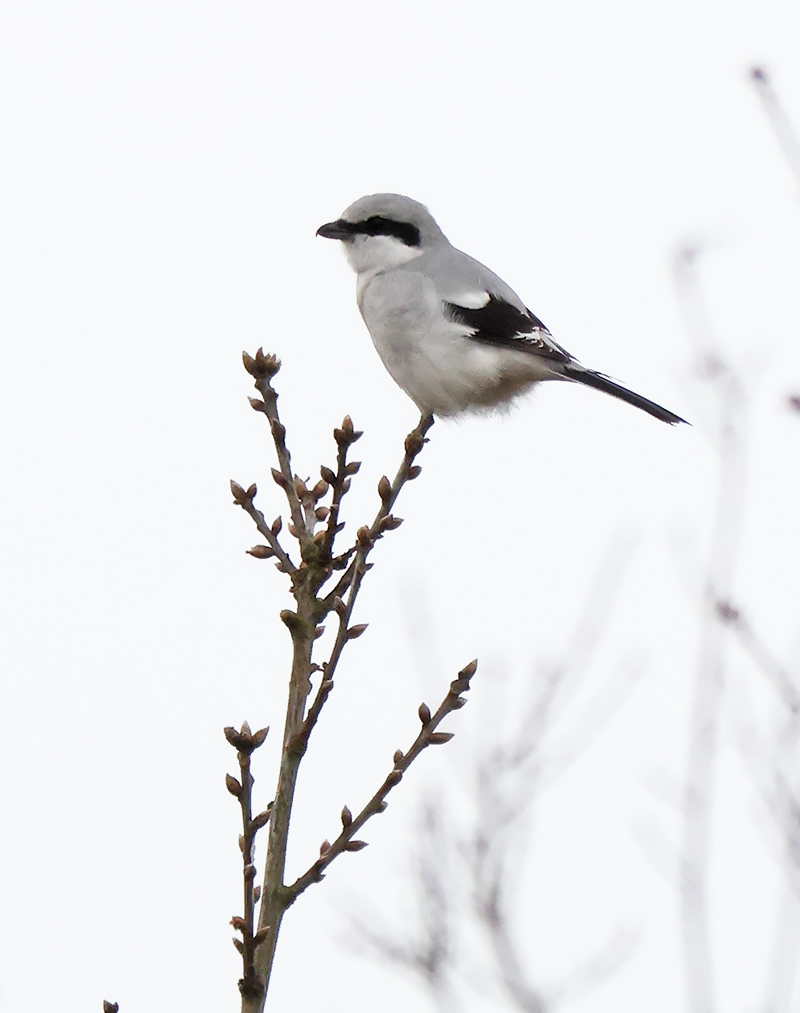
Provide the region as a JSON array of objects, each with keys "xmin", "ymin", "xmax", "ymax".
[{"xmin": 317, "ymin": 194, "xmax": 686, "ymax": 425}]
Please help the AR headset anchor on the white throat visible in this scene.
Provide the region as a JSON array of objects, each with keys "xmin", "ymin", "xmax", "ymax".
[{"xmin": 344, "ymin": 234, "xmax": 424, "ymax": 276}]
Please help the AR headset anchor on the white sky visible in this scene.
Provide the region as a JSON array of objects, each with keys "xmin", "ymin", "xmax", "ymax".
[{"xmin": 1, "ymin": 0, "xmax": 800, "ymax": 1010}]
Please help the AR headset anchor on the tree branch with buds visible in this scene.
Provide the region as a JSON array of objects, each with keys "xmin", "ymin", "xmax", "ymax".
[
  {"xmin": 288, "ymin": 661, "xmax": 476, "ymax": 902},
  {"xmin": 227, "ymin": 350, "xmax": 475, "ymax": 1012}
]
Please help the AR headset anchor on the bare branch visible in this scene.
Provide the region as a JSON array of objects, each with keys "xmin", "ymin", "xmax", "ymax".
[
  {"xmin": 287, "ymin": 660, "xmax": 477, "ymax": 902},
  {"xmin": 750, "ymin": 67, "xmax": 800, "ymax": 190},
  {"xmin": 293, "ymin": 412, "xmax": 435, "ymax": 749},
  {"xmin": 320, "ymin": 415, "xmax": 363, "ymax": 560},
  {"xmin": 674, "ymin": 247, "xmax": 750, "ymax": 1013},
  {"xmin": 242, "ymin": 349, "xmax": 308, "ymax": 545},
  {"xmin": 323, "ymin": 412, "xmax": 434, "ymax": 604},
  {"xmin": 230, "ymin": 482, "xmax": 296, "ymax": 573},
  {"xmin": 224, "ymin": 723, "xmax": 272, "ymax": 1000},
  {"xmin": 715, "ymin": 599, "xmax": 800, "ymax": 714},
  {"xmin": 231, "ymin": 358, "xmax": 454, "ymax": 1011}
]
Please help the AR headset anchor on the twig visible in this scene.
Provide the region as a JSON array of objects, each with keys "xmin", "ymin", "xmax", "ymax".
[
  {"xmin": 323, "ymin": 412, "xmax": 434, "ymax": 605},
  {"xmin": 750, "ymin": 67, "xmax": 800, "ymax": 190},
  {"xmin": 715, "ymin": 600, "xmax": 800, "ymax": 714},
  {"xmin": 224, "ymin": 723, "xmax": 272, "ymax": 999},
  {"xmin": 320, "ymin": 416, "xmax": 363, "ymax": 561},
  {"xmin": 243, "ymin": 350, "xmax": 308, "ymax": 545},
  {"xmin": 674, "ymin": 246, "xmax": 748, "ymax": 1013},
  {"xmin": 297, "ymin": 412, "xmax": 434, "ymax": 749},
  {"xmin": 230, "ymin": 483, "xmax": 296, "ymax": 573},
  {"xmin": 481, "ymin": 874, "xmax": 546, "ymax": 1013},
  {"xmin": 287, "ymin": 660, "xmax": 477, "ymax": 902}
]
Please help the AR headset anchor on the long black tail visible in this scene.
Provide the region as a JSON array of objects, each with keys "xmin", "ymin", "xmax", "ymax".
[{"xmin": 560, "ymin": 363, "xmax": 688, "ymax": 425}]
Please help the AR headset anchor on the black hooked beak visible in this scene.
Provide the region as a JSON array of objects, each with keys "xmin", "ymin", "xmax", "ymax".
[{"xmin": 316, "ymin": 219, "xmax": 356, "ymax": 240}]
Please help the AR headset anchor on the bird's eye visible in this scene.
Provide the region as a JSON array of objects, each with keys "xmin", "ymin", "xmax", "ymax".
[{"xmin": 358, "ymin": 216, "xmax": 421, "ymax": 247}]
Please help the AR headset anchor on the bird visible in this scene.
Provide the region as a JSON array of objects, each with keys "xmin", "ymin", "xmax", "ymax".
[{"xmin": 317, "ymin": 193, "xmax": 687, "ymax": 425}]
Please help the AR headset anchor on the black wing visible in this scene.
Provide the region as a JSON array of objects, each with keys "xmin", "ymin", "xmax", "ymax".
[{"xmin": 444, "ymin": 295, "xmax": 572, "ymax": 364}]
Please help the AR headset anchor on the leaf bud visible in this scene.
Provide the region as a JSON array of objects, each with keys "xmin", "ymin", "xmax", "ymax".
[
  {"xmin": 252, "ymin": 726, "xmax": 269, "ymax": 747},
  {"xmin": 280, "ymin": 609, "xmax": 301, "ymax": 630},
  {"xmin": 252, "ymin": 810, "xmax": 272, "ymax": 830},
  {"xmin": 247, "ymin": 545, "xmax": 274, "ymax": 559},
  {"xmin": 230, "ymin": 480, "xmax": 248, "ymax": 504},
  {"xmin": 377, "ymin": 475, "xmax": 392, "ymax": 501},
  {"xmin": 224, "ymin": 726, "xmax": 244, "ymax": 748},
  {"xmin": 344, "ymin": 840, "xmax": 368, "ymax": 851},
  {"xmin": 254, "ymin": 349, "xmax": 280, "ymax": 376},
  {"xmin": 404, "ymin": 431, "xmax": 424, "ymax": 456}
]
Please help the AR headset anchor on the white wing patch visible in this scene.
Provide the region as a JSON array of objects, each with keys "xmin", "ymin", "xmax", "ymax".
[{"xmin": 448, "ymin": 290, "xmax": 492, "ymax": 310}]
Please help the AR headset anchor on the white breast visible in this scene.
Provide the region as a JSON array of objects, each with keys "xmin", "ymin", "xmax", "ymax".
[{"xmin": 357, "ymin": 269, "xmax": 554, "ymax": 416}]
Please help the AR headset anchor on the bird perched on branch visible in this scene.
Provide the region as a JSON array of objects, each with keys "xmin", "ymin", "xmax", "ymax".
[{"xmin": 317, "ymin": 193, "xmax": 686, "ymax": 425}]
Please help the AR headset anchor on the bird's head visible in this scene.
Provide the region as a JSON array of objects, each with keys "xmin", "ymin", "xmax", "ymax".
[{"xmin": 317, "ymin": 193, "xmax": 446, "ymax": 275}]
